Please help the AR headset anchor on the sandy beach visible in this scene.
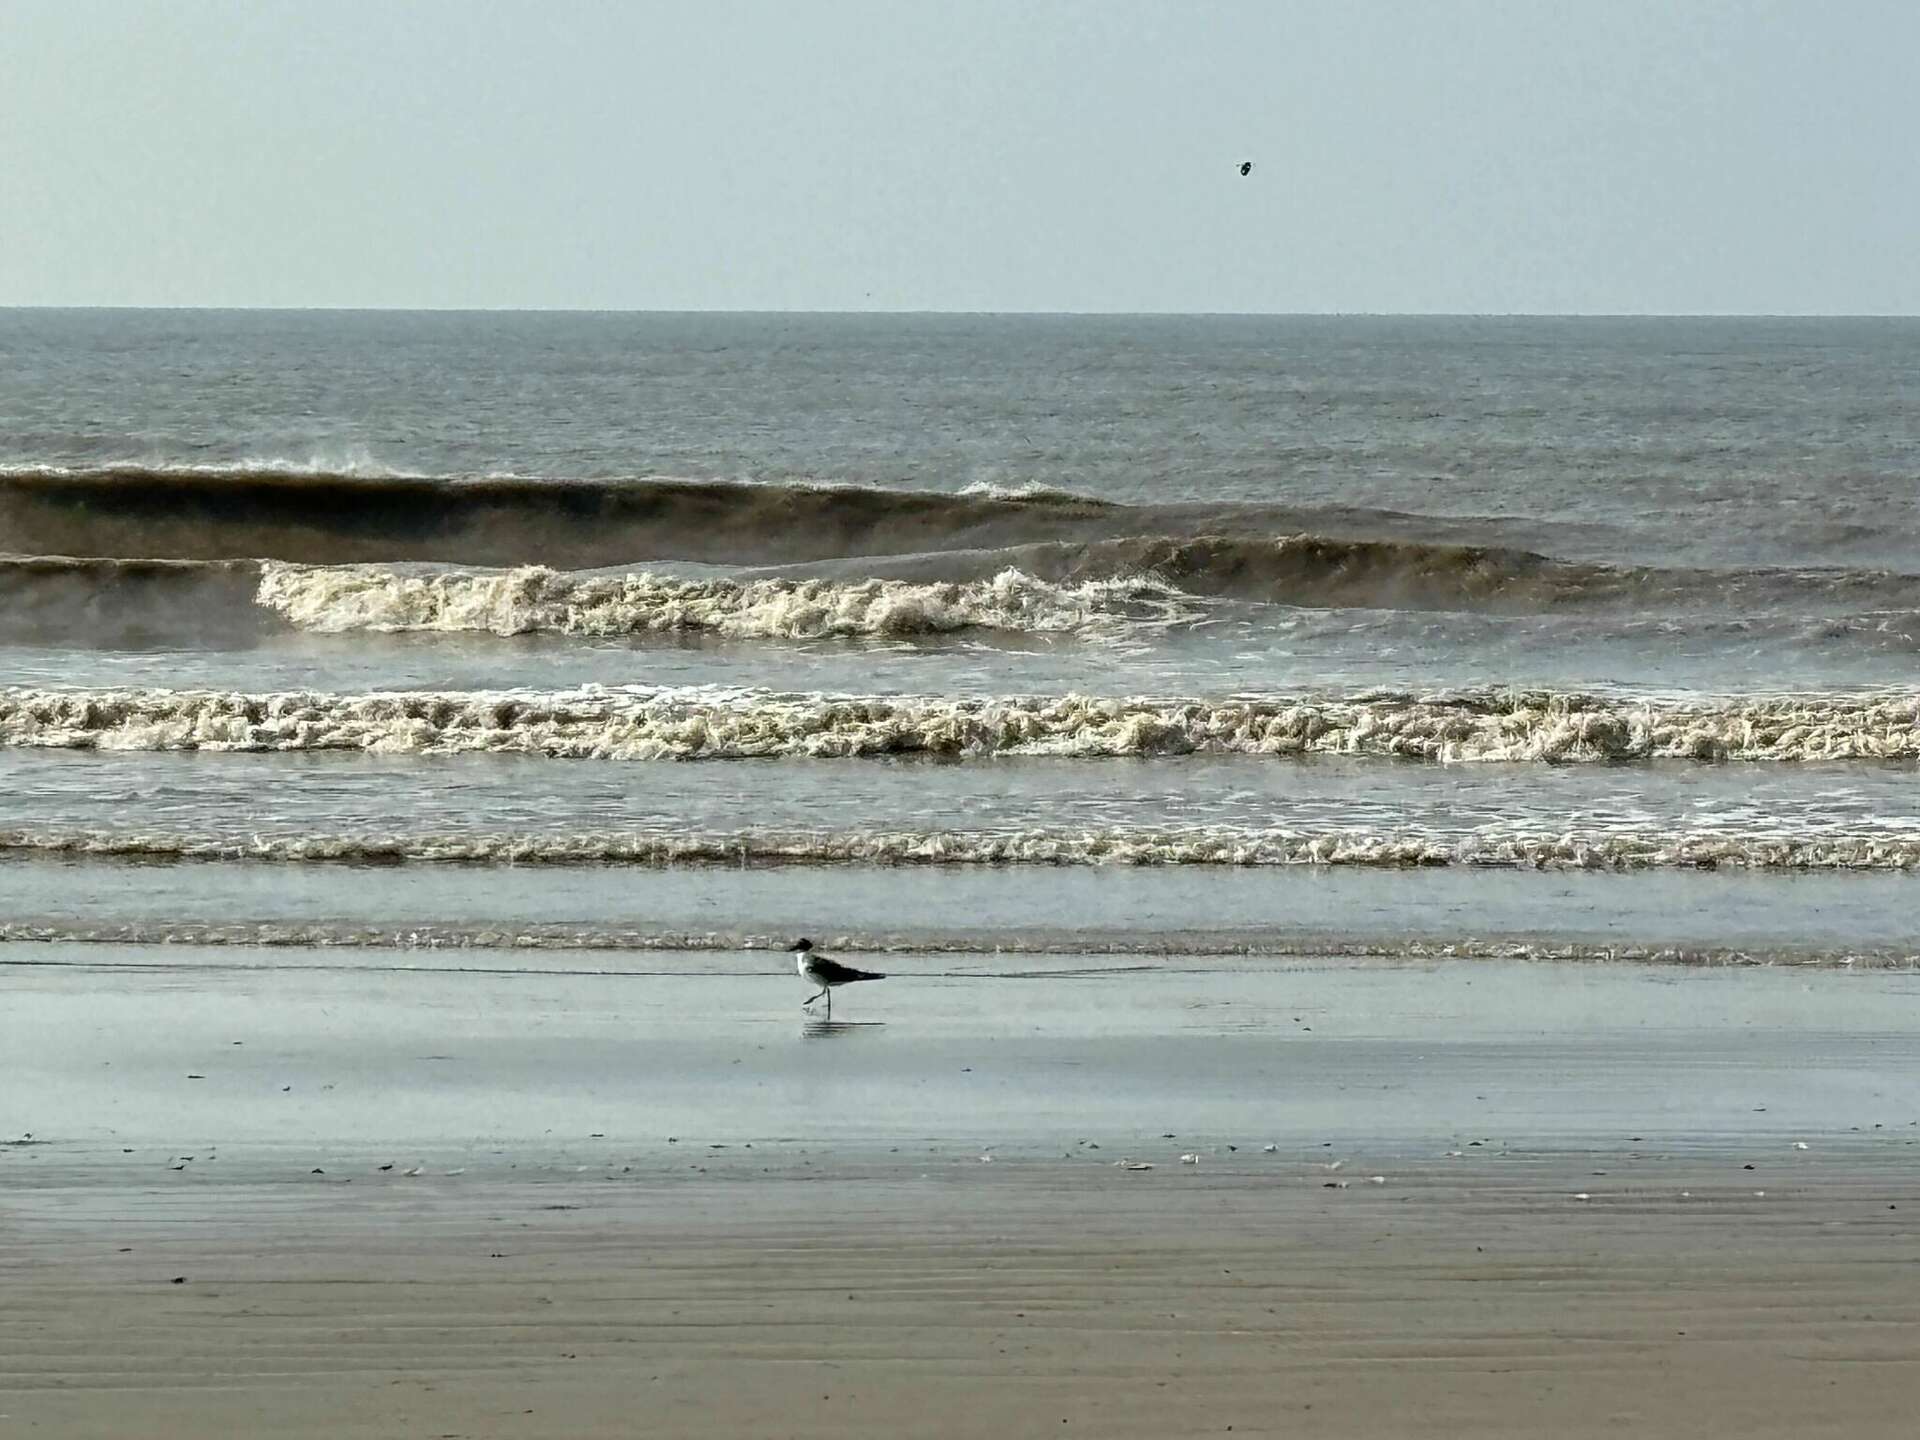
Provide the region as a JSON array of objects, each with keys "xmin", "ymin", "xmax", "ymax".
[
  {"xmin": 7, "ymin": 1153, "xmax": 1920, "ymax": 1439},
  {"xmin": 6, "ymin": 947, "xmax": 1919, "ymax": 1436},
  {"xmin": 10, "ymin": 16, "xmax": 1920, "ymax": 1434}
]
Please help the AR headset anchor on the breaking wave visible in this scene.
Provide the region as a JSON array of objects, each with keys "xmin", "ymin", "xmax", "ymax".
[
  {"xmin": 7, "ymin": 824, "xmax": 1920, "ymax": 870},
  {"xmin": 3, "ymin": 684, "xmax": 1917, "ymax": 762},
  {"xmin": 253, "ymin": 561, "xmax": 1201, "ymax": 640},
  {"xmin": 10, "ymin": 467, "xmax": 1920, "ymax": 622},
  {"xmin": 0, "ymin": 555, "xmax": 267, "ymax": 645},
  {"xmin": 0, "ymin": 466, "xmax": 1126, "ymax": 569},
  {"xmin": 3, "ymin": 465, "xmax": 1913, "ymax": 611},
  {"xmin": 8, "ymin": 555, "xmax": 1919, "ymax": 667}
]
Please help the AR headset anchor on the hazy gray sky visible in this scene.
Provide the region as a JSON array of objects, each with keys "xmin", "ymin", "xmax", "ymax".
[{"xmin": 3, "ymin": 1, "xmax": 1915, "ymax": 312}]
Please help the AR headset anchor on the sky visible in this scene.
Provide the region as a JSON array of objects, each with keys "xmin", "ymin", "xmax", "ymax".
[{"xmin": 2, "ymin": 0, "xmax": 1915, "ymax": 313}]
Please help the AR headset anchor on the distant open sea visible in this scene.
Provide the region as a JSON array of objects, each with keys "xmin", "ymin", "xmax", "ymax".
[{"xmin": 3, "ymin": 310, "xmax": 1918, "ymax": 963}]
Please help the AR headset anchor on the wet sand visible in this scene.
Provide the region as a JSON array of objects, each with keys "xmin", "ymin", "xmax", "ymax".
[
  {"xmin": 5, "ymin": 948, "xmax": 1920, "ymax": 1435},
  {"xmin": 11, "ymin": 855, "xmax": 1920, "ymax": 961},
  {"xmin": 7, "ymin": 1153, "xmax": 1920, "ymax": 1438}
]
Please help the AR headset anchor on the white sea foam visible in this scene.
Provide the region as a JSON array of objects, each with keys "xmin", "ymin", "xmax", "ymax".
[
  {"xmin": 3, "ymin": 684, "xmax": 1917, "ymax": 762},
  {"xmin": 955, "ymin": 479, "xmax": 1092, "ymax": 502},
  {"xmin": 254, "ymin": 561, "xmax": 1198, "ymax": 640},
  {"xmin": 5, "ymin": 824, "xmax": 1920, "ymax": 870},
  {"xmin": 0, "ymin": 450, "xmax": 424, "ymax": 479}
]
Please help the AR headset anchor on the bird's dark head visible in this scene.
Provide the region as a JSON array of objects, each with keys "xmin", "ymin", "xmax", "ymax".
[{"xmin": 789, "ymin": 938, "xmax": 813, "ymax": 954}]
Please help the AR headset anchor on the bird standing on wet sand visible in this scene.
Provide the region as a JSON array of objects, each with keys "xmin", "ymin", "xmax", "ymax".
[{"xmin": 792, "ymin": 939, "xmax": 885, "ymax": 1016}]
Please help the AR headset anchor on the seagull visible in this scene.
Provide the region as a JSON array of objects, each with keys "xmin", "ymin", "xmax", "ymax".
[{"xmin": 791, "ymin": 939, "xmax": 885, "ymax": 1015}]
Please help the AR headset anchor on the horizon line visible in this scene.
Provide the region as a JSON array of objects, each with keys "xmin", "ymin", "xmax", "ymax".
[{"xmin": 3, "ymin": 304, "xmax": 1917, "ymax": 320}]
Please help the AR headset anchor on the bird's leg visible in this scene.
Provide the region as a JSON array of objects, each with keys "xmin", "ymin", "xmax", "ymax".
[
  {"xmin": 802, "ymin": 988, "xmax": 827, "ymax": 1008},
  {"xmin": 825, "ymin": 989, "xmax": 832, "ymax": 1018}
]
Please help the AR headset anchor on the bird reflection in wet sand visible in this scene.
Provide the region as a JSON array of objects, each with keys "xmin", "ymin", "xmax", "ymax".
[
  {"xmin": 801, "ymin": 1016, "xmax": 883, "ymax": 1039},
  {"xmin": 792, "ymin": 938, "xmax": 885, "ymax": 1017}
]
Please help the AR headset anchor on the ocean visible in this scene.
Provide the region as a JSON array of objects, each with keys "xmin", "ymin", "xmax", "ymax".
[{"xmin": 3, "ymin": 310, "xmax": 1919, "ymax": 965}]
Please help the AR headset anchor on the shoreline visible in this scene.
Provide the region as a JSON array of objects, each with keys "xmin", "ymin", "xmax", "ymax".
[{"xmin": 9, "ymin": 858, "xmax": 1920, "ymax": 962}]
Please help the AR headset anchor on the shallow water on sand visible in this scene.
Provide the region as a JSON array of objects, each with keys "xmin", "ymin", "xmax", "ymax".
[{"xmin": 7, "ymin": 951, "xmax": 1918, "ymax": 1167}]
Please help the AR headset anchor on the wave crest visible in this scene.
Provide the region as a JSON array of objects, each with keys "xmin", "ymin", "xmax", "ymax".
[{"xmin": 9, "ymin": 468, "xmax": 1920, "ymax": 618}]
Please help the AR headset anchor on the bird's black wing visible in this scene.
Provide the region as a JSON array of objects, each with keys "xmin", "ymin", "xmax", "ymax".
[{"xmin": 813, "ymin": 956, "xmax": 886, "ymax": 984}]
